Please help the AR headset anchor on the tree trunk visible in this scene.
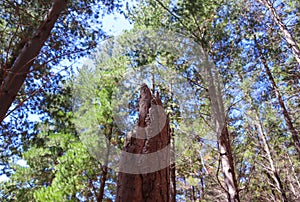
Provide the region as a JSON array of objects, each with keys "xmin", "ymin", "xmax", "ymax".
[
  {"xmin": 219, "ymin": 126, "xmax": 240, "ymax": 202},
  {"xmin": 169, "ymin": 81, "xmax": 176, "ymax": 202},
  {"xmin": 97, "ymin": 123, "xmax": 114, "ymax": 201},
  {"xmin": 255, "ymin": 115, "xmax": 288, "ymax": 202},
  {"xmin": 116, "ymin": 84, "xmax": 171, "ymax": 202},
  {"xmin": 0, "ymin": 0, "xmax": 68, "ymax": 123},
  {"xmin": 253, "ymin": 34, "xmax": 300, "ymax": 159},
  {"xmin": 258, "ymin": 0, "xmax": 300, "ymax": 67},
  {"xmin": 204, "ymin": 57, "xmax": 240, "ymax": 202},
  {"xmin": 170, "ymin": 133, "xmax": 176, "ymax": 202},
  {"xmin": 98, "ymin": 165, "xmax": 108, "ymax": 201}
]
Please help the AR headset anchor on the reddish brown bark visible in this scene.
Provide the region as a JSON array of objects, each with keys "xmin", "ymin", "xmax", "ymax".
[
  {"xmin": 219, "ymin": 126, "xmax": 240, "ymax": 202},
  {"xmin": 116, "ymin": 84, "xmax": 171, "ymax": 202},
  {"xmin": 0, "ymin": 0, "xmax": 68, "ymax": 123}
]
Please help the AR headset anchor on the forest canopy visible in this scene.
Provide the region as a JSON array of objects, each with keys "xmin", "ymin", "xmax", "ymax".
[{"xmin": 0, "ymin": 0, "xmax": 300, "ymax": 201}]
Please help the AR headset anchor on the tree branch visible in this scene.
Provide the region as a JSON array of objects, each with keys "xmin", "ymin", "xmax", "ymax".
[{"xmin": 0, "ymin": 0, "xmax": 68, "ymax": 123}]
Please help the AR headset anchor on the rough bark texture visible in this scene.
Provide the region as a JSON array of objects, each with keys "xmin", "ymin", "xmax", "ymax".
[
  {"xmin": 0, "ymin": 0, "xmax": 68, "ymax": 123},
  {"xmin": 116, "ymin": 84, "xmax": 170, "ymax": 202},
  {"xmin": 259, "ymin": 0, "xmax": 300, "ymax": 67}
]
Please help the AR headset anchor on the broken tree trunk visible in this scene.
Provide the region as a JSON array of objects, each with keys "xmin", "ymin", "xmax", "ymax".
[{"xmin": 116, "ymin": 83, "xmax": 171, "ymax": 202}]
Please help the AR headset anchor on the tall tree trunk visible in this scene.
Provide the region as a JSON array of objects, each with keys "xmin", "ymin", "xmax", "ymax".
[
  {"xmin": 204, "ymin": 58, "xmax": 240, "ymax": 202},
  {"xmin": 219, "ymin": 127, "xmax": 240, "ymax": 202},
  {"xmin": 0, "ymin": 0, "xmax": 68, "ymax": 123},
  {"xmin": 169, "ymin": 81, "xmax": 176, "ymax": 202},
  {"xmin": 116, "ymin": 84, "xmax": 171, "ymax": 202},
  {"xmin": 255, "ymin": 115, "xmax": 288, "ymax": 202},
  {"xmin": 258, "ymin": 0, "xmax": 300, "ymax": 67},
  {"xmin": 254, "ymin": 34, "xmax": 300, "ymax": 159}
]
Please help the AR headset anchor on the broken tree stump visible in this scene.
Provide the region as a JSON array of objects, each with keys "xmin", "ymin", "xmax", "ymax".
[{"xmin": 116, "ymin": 83, "xmax": 171, "ymax": 202}]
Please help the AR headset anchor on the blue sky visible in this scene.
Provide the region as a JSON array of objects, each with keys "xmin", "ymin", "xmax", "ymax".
[
  {"xmin": 0, "ymin": 8, "xmax": 133, "ymax": 183},
  {"xmin": 102, "ymin": 12, "xmax": 133, "ymax": 36}
]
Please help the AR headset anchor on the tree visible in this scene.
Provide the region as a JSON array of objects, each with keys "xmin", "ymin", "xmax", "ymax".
[
  {"xmin": 127, "ymin": 0, "xmax": 241, "ymax": 200},
  {"xmin": 0, "ymin": 43, "xmax": 127, "ymax": 200},
  {"xmin": 253, "ymin": 31, "xmax": 300, "ymax": 159},
  {"xmin": 2, "ymin": 0, "xmax": 300, "ymax": 200},
  {"xmin": 0, "ymin": 82, "xmax": 101, "ymax": 201},
  {"xmin": 116, "ymin": 84, "xmax": 171, "ymax": 202},
  {"xmin": 0, "ymin": 0, "xmax": 119, "ymax": 123},
  {"xmin": 0, "ymin": 0, "xmax": 119, "ymax": 179},
  {"xmin": 223, "ymin": 1, "xmax": 300, "ymax": 199},
  {"xmin": 73, "ymin": 48, "xmax": 127, "ymax": 201},
  {"xmin": 257, "ymin": 0, "xmax": 300, "ymax": 67},
  {"xmin": 0, "ymin": 0, "xmax": 67, "ymax": 123}
]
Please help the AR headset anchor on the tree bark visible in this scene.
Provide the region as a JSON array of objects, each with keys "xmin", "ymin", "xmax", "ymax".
[
  {"xmin": 204, "ymin": 58, "xmax": 240, "ymax": 202},
  {"xmin": 169, "ymin": 81, "xmax": 176, "ymax": 202},
  {"xmin": 254, "ymin": 34, "xmax": 300, "ymax": 159},
  {"xmin": 0, "ymin": 0, "xmax": 68, "ymax": 123},
  {"xmin": 219, "ymin": 127, "xmax": 240, "ymax": 202},
  {"xmin": 259, "ymin": 0, "xmax": 300, "ymax": 67},
  {"xmin": 97, "ymin": 123, "xmax": 114, "ymax": 201},
  {"xmin": 255, "ymin": 115, "xmax": 288, "ymax": 202},
  {"xmin": 170, "ymin": 133, "xmax": 176, "ymax": 202},
  {"xmin": 98, "ymin": 165, "xmax": 108, "ymax": 201},
  {"xmin": 116, "ymin": 84, "xmax": 171, "ymax": 202}
]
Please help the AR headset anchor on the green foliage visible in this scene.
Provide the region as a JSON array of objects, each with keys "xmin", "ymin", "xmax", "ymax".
[
  {"xmin": 0, "ymin": 0, "xmax": 122, "ymax": 179},
  {"xmin": 1, "ymin": 132, "xmax": 105, "ymax": 201},
  {"xmin": 33, "ymin": 139, "xmax": 92, "ymax": 202},
  {"xmin": 1, "ymin": 0, "xmax": 300, "ymax": 201},
  {"xmin": 124, "ymin": 0, "xmax": 300, "ymax": 201}
]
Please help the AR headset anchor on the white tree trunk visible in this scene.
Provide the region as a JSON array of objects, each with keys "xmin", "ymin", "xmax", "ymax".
[{"xmin": 203, "ymin": 56, "xmax": 240, "ymax": 202}]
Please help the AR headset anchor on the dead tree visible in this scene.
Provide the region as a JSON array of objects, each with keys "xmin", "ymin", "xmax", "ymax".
[{"xmin": 116, "ymin": 83, "xmax": 171, "ymax": 202}]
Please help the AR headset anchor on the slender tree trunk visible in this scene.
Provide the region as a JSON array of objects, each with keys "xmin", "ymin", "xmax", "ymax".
[
  {"xmin": 204, "ymin": 57, "xmax": 240, "ymax": 202},
  {"xmin": 255, "ymin": 115, "xmax": 288, "ymax": 202},
  {"xmin": 116, "ymin": 84, "xmax": 170, "ymax": 202},
  {"xmin": 170, "ymin": 133, "xmax": 176, "ymax": 202},
  {"xmin": 169, "ymin": 81, "xmax": 176, "ymax": 202},
  {"xmin": 287, "ymin": 154, "xmax": 300, "ymax": 190},
  {"xmin": 97, "ymin": 124, "xmax": 113, "ymax": 201},
  {"xmin": 0, "ymin": 0, "xmax": 68, "ymax": 123},
  {"xmin": 258, "ymin": 0, "xmax": 300, "ymax": 67},
  {"xmin": 98, "ymin": 165, "xmax": 108, "ymax": 201},
  {"xmin": 254, "ymin": 35, "xmax": 300, "ymax": 159}
]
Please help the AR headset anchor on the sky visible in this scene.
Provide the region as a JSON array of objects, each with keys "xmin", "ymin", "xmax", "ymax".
[
  {"xmin": 102, "ymin": 12, "xmax": 133, "ymax": 36},
  {"xmin": 0, "ymin": 7, "xmax": 133, "ymax": 183}
]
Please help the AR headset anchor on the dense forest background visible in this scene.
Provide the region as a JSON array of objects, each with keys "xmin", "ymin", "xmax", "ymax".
[{"xmin": 0, "ymin": 0, "xmax": 299, "ymax": 201}]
